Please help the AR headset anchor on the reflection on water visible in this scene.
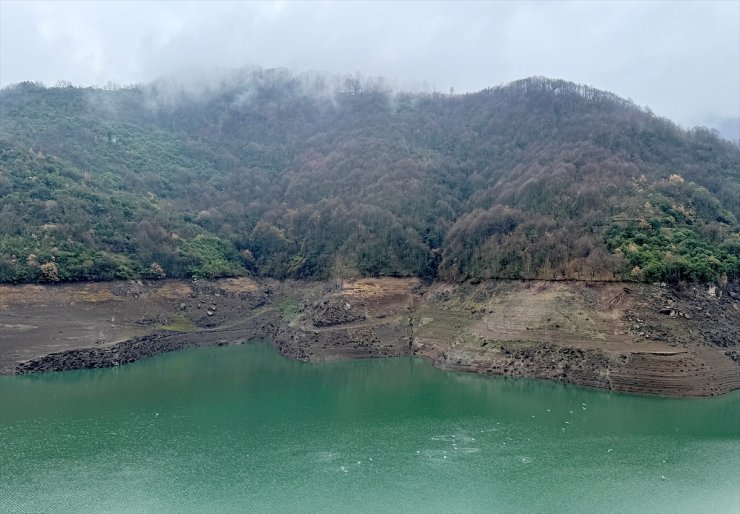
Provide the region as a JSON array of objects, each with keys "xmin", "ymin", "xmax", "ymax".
[{"xmin": 1, "ymin": 343, "xmax": 738, "ymax": 513}]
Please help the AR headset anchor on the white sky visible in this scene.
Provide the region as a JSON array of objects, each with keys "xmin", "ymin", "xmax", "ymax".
[{"xmin": 1, "ymin": 0, "xmax": 738, "ymax": 130}]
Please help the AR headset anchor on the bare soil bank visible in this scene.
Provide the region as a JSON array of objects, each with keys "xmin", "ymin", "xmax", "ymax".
[{"xmin": 1, "ymin": 277, "xmax": 737, "ymax": 397}]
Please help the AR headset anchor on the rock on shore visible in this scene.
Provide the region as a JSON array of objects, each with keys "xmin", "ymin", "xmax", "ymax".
[{"xmin": 2, "ymin": 277, "xmax": 738, "ymax": 397}]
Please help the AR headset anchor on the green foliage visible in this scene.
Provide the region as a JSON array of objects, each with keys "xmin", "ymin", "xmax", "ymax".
[
  {"xmin": 181, "ymin": 235, "xmax": 243, "ymax": 279},
  {"xmin": 0, "ymin": 234, "xmax": 138, "ymax": 283},
  {"xmin": 278, "ymin": 298, "xmax": 301, "ymax": 319},
  {"xmin": 1, "ymin": 73, "xmax": 738, "ymax": 284},
  {"xmin": 606, "ymin": 222, "xmax": 739, "ymax": 283},
  {"xmin": 158, "ymin": 314, "xmax": 198, "ymax": 333}
]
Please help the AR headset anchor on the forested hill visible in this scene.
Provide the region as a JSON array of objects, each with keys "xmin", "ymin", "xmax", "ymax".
[{"xmin": 1, "ymin": 71, "xmax": 738, "ymax": 284}]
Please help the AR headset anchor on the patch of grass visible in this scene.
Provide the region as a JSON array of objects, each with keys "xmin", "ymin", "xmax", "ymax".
[
  {"xmin": 278, "ymin": 298, "xmax": 302, "ymax": 324},
  {"xmin": 158, "ymin": 314, "xmax": 197, "ymax": 333}
]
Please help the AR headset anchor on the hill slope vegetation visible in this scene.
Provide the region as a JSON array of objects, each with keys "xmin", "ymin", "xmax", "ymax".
[{"xmin": 1, "ymin": 71, "xmax": 738, "ymax": 284}]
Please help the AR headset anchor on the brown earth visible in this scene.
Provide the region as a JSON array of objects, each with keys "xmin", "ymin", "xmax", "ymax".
[{"xmin": 0, "ymin": 277, "xmax": 737, "ymax": 397}]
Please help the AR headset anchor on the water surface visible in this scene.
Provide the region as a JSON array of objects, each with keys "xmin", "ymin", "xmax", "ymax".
[{"xmin": 1, "ymin": 343, "xmax": 738, "ymax": 513}]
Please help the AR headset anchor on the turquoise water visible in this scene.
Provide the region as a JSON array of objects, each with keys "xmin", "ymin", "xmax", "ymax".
[{"xmin": 1, "ymin": 343, "xmax": 738, "ymax": 513}]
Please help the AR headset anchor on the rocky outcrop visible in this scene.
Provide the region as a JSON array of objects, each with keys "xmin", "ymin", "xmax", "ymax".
[
  {"xmin": 307, "ymin": 296, "xmax": 367, "ymax": 327},
  {"xmin": 436, "ymin": 343, "xmax": 740, "ymax": 397},
  {"xmin": 15, "ymin": 333, "xmax": 205, "ymax": 374},
  {"xmin": 15, "ymin": 308, "xmax": 280, "ymax": 374},
  {"xmin": 608, "ymin": 347, "xmax": 740, "ymax": 396},
  {"xmin": 437, "ymin": 343, "xmax": 614, "ymax": 391},
  {"xmin": 272, "ymin": 321, "xmax": 410, "ymax": 362}
]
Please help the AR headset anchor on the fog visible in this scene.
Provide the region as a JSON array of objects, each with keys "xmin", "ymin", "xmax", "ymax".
[{"xmin": 1, "ymin": 1, "xmax": 738, "ymax": 134}]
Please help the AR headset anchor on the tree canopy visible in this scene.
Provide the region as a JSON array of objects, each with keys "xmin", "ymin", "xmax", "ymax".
[{"xmin": 1, "ymin": 71, "xmax": 738, "ymax": 284}]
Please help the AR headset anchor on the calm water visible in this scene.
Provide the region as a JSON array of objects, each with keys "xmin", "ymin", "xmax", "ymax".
[{"xmin": 1, "ymin": 343, "xmax": 738, "ymax": 513}]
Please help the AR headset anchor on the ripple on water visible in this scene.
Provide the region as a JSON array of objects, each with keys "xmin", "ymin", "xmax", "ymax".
[{"xmin": 0, "ymin": 343, "xmax": 738, "ymax": 513}]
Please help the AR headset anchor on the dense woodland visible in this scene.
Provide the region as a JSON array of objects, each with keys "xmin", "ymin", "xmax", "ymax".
[{"xmin": 0, "ymin": 70, "xmax": 738, "ymax": 284}]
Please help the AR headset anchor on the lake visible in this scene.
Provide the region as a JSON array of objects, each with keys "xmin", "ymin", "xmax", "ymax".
[{"xmin": 1, "ymin": 343, "xmax": 738, "ymax": 513}]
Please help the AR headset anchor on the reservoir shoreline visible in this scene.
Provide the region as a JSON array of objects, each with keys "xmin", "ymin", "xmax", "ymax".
[{"xmin": 1, "ymin": 277, "xmax": 738, "ymax": 397}]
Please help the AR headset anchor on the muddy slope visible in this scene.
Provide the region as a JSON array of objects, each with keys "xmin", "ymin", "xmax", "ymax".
[
  {"xmin": 1, "ymin": 278, "xmax": 737, "ymax": 397},
  {"xmin": 421, "ymin": 280, "xmax": 739, "ymax": 397}
]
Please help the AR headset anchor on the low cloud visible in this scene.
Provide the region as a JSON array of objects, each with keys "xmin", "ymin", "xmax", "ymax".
[{"xmin": 1, "ymin": 1, "xmax": 738, "ymax": 130}]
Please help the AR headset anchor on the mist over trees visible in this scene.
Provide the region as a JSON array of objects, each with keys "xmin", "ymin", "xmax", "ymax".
[{"xmin": 0, "ymin": 70, "xmax": 738, "ymax": 284}]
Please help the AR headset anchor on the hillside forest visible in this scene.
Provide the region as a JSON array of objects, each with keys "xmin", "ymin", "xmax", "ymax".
[{"xmin": 0, "ymin": 71, "xmax": 738, "ymax": 285}]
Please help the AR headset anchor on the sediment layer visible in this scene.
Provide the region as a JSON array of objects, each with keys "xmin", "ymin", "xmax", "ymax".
[{"xmin": 1, "ymin": 277, "xmax": 738, "ymax": 397}]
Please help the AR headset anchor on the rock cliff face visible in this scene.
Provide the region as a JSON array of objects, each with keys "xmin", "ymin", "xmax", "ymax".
[
  {"xmin": 2, "ymin": 277, "xmax": 738, "ymax": 397},
  {"xmin": 436, "ymin": 344, "xmax": 738, "ymax": 397}
]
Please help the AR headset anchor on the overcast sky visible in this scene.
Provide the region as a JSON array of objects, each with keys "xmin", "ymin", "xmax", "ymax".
[{"xmin": 1, "ymin": 1, "xmax": 738, "ymax": 131}]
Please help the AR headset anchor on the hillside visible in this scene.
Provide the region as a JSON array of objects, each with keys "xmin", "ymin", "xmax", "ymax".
[{"xmin": 1, "ymin": 71, "xmax": 738, "ymax": 284}]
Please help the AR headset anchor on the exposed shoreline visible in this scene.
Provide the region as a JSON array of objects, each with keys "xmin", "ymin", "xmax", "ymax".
[{"xmin": 2, "ymin": 277, "xmax": 738, "ymax": 397}]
